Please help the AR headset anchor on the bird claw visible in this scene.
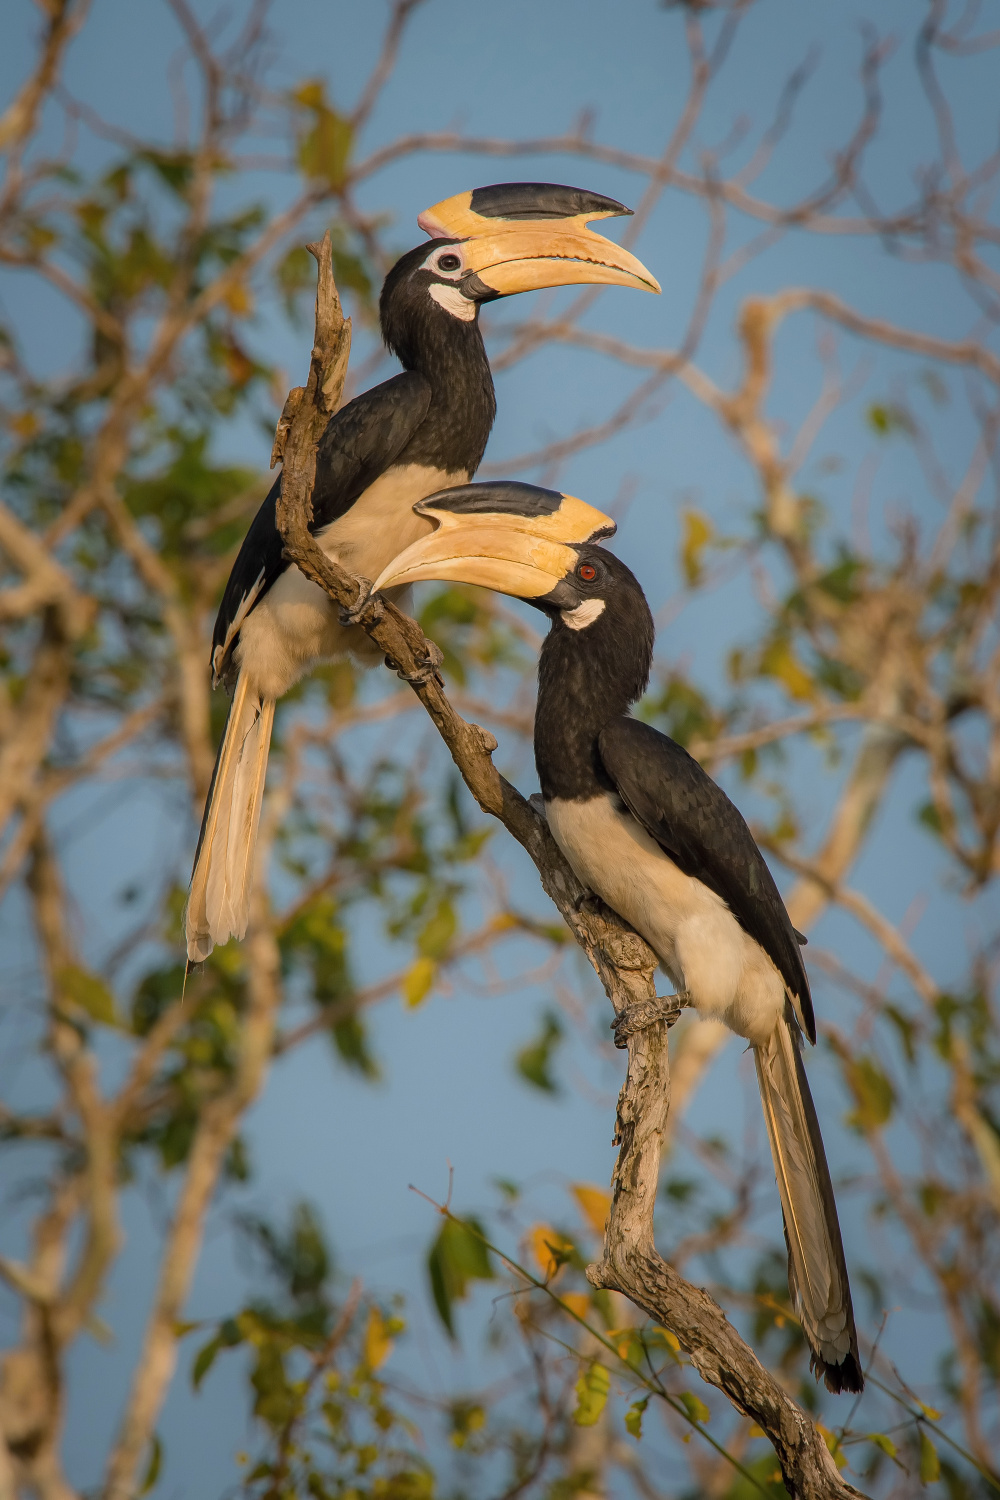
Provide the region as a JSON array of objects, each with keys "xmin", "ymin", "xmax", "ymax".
[
  {"xmin": 387, "ymin": 638, "xmax": 444, "ymax": 687},
  {"xmin": 339, "ymin": 579, "xmax": 377, "ymax": 627},
  {"xmin": 611, "ymin": 992, "xmax": 689, "ymax": 1049}
]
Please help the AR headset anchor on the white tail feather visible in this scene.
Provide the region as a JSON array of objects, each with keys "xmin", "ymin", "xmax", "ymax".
[
  {"xmin": 224, "ymin": 695, "xmax": 274, "ymax": 938},
  {"xmin": 754, "ymin": 1021, "xmax": 859, "ymax": 1382},
  {"xmin": 186, "ymin": 674, "xmax": 275, "ymax": 963}
]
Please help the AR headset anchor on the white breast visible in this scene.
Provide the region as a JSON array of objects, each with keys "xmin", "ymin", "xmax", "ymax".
[
  {"xmin": 236, "ymin": 464, "xmax": 466, "ymax": 700},
  {"xmin": 544, "ymin": 793, "xmax": 786, "ymax": 1045}
]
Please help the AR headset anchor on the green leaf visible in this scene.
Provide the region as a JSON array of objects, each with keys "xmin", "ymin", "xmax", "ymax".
[
  {"xmin": 138, "ymin": 1434, "xmax": 162, "ymax": 1496},
  {"xmin": 138, "ymin": 149, "xmax": 194, "ymax": 193},
  {"xmin": 418, "ymin": 897, "xmax": 456, "ymax": 960},
  {"xmin": 884, "ymin": 1004, "xmax": 917, "ymax": 1065},
  {"xmin": 332, "ymin": 1013, "xmax": 380, "ymax": 1079},
  {"xmin": 514, "ymin": 1010, "xmax": 563, "ymax": 1092},
  {"xmin": 625, "ymin": 1395, "xmax": 649, "ymax": 1439},
  {"xmin": 868, "ymin": 402, "xmax": 915, "ymax": 438},
  {"xmin": 191, "ymin": 1335, "xmax": 222, "ymax": 1389},
  {"xmin": 572, "ymin": 1361, "xmax": 610, "ymax": 1426},
  {"xmin": 867, "ymin": 1432, "xmax": 897, "ymax": 1459},
  {"xmin": 250, "ymin": 1342, "xmax": 295, "ymax": 1428},
  {"xmin": 678, "ymin": 1391, "xmax": 711, "ymax": 1425},
  {"xmin": 294, "ymin": 81, "xmax": 353, "ymax": 189},
  {"xmin": 681, "ymin": 508, "xmax": 713, "ymax": 586},
  {"xmin": 918, "ymin": 801, "xmax": 944, "ymax": 839},
  {"xmin": 843, "ymin": 1055, "xmax": 896, "ymax": 1132},
  {"xmin": 57, "ymin": 964, "xmax": 117, "ymax": 1025},
  {"xmin": 919, "ymin": 1428, "xmax": 941, "ymax": 1484},
  {"xmin": 426, "ymin": 1216, "xmax": 494, "ymax": 1337}
]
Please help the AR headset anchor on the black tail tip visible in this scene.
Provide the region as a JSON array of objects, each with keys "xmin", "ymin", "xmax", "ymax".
[
  {"xmin": 813, "ymin": 1351, "xmax": 865, "ymax": 1395},
  {"xmin": 182, "ymin": 956, "xmax": 200, "ymax": 1002}
]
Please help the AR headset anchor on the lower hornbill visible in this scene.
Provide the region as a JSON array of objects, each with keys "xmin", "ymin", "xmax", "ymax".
[
  {"xmin": 186, "ymin": 184, "xmax": 659, "ymax": 963},
  {"xmin": 373, "ymin": 482, "xmax": 864, "ymax": 1394}
]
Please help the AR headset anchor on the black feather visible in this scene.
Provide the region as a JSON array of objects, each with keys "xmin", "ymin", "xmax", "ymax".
[
  {"xmin": 598, "ymin": 719, "xmax": 816, "ymax": 1043},
  {"xmin": 211, "ymin": 372, "xmax": 431, "ymax": 679}
]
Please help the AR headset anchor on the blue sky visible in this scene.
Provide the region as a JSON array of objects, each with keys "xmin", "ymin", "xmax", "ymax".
[{"xmin": 2, "ymin": 0, "xmax": 998, "ymax": 1493}]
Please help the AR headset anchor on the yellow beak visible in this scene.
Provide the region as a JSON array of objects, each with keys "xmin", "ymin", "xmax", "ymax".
[
  {"xmin": 371, "ymin": 482, "xmax": 615, "ymax": 599},
  {"xmin": 418, "ymin": 183, "xmax": 660, "ymax": 297}
]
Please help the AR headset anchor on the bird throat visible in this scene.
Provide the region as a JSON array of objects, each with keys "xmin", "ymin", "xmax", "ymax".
[
  {"xmin": 534, "ymin": 612, "xmax": 651, "ymax": 803},
  {"xmin": 395, "ymin": 310, "xmax": 497, "ymax": 477}
]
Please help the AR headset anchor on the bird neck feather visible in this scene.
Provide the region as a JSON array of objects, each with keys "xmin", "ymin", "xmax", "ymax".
[
  {"xmin": 384, "ymin": 301, "xmax": 496, "ymax": 476},
  {"xmin": 535, "ymin": 602, "xmax": 653, "ymax": 802}
]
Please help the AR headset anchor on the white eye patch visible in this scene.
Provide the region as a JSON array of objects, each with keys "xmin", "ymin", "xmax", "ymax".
[
  {"xmin": 428, "ymin": 283, "xmax": 477, "ymax": 321},
  {"xmin": 561, "ymin": 598, "xmax": 606, "ymax": 630},
  {"xmin": 423, "ymin": 248, "xmax": 465, "ymax": 279}
]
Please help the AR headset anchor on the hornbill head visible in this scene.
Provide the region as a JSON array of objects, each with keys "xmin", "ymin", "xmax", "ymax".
[
  {"xmin": 380, "ymin": 182, "xmax": 659, "ymax": 350},
  {"xmin": 372, "ymin": 478, "xmax": 654, "ymax": 701},
  {"xmin": 371, "ymin": 480, "xmax": 619, "ymax": 604}
]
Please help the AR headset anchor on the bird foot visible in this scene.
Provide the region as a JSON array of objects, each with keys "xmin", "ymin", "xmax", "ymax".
[
  {"xmin": 339, "ymin": 579, "xmax": 377, "ymax": 627},
  {"xmin": 611, "ymin": 992, "xmax": 689, "ymax": 1049},
  {"xmin": 387, "ymin": 638, "xmax": 444, "ymax": 687}
]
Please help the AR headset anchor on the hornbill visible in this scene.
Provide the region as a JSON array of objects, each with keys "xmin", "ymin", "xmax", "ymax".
[
  {"xmin": 186, "ymin": 183, "xmax": 659, "ymax": 964},
  {"xmin": 373, "ymin": 483, "xmax": 864, "ymax": 1394}
]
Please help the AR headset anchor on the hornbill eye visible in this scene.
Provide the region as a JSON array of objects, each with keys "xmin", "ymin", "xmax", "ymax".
[
  {"xmin": 437, "ymin": 253, "xmax": 461, "ymax": 271},
  {"xmin": 577, "ymin": 563, "xmax": 597, "ymax": 582}
]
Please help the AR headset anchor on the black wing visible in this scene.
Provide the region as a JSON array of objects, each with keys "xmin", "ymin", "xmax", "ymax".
[
  {"xmin": 211, "ymin": 371, "xmax": 431, "ymax": 681},
  {"xmin": 598, "ymin": 716, "xmax": 815, "ymax": 1041}
]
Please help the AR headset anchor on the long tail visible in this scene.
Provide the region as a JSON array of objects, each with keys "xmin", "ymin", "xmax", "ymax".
[
  {"xmin": 754, "ymin": 1017, "xmax": 864, "ymax": 1393},
  {"xmin": 185, "ymin": 672, "xmax": 275, "ymax": 964}
]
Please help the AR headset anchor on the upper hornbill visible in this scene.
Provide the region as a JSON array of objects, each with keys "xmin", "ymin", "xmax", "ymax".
[
  {"xmin": 373, "ymin": 482, "xmax": 864, "ymax": 1394},
  {"xmin": 186, "ymin": 183, "xmax": 659, "ymax": 964}
]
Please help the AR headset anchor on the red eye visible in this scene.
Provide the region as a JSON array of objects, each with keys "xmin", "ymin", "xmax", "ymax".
[{"xmin": 578, "ymin": 563, "xmax": 597, "ymax": 582}]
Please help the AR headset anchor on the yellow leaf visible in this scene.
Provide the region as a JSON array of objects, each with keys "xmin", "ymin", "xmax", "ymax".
[
  {"xmin": 223, "ymin": 280, "xmax": 254, "ymax": 317},
  {"xmin": 760, "ymin": 638, "xmax": 815, "ymax": 702},
  {"xmin": 403, "ymin": 956, "xmax": 435, "ymax": 1009},
  {"xmin": 571, "ymin": 1183, "xmax": 611, "ymax": 1237},
  {"xmin": 560, "ymin": 1292, "xmax": 591, "ymax": 1321},
  {"xmin": 681, "ymin": 509, "xmax": 713, "ymax": 586},
  {"xmin": 9, "ymin": 411, "xmax": 39, "ymax": 440},
  {"xmin": 816, "ymin": 1423, "xmax": 847, "ymax": 1469},
  {"xmin": 654, "ymin": 1325, "xmax": 681, "ymax": 1353},
  {"xmin": 363, "ymin": 1307, "xmax": 393, "ymax": 1371},
  {"xmin": 919, "ymin": 1428, "xmax": 940, "ymax": 1484},
  {"xmin": 220, "ymin": 336, "xmax": 255, "ymax": 389},
  {"xmin": 748, "ymin": 1423, "xmax": 765, "ymax": 1438},
  {"xmin": 528, "ymin": 1224, "xmax": 573, "ymax": 1281},
  {"xmin": 605, "ymin": 1327, "xmax": 632, "ymax": 1357}
]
